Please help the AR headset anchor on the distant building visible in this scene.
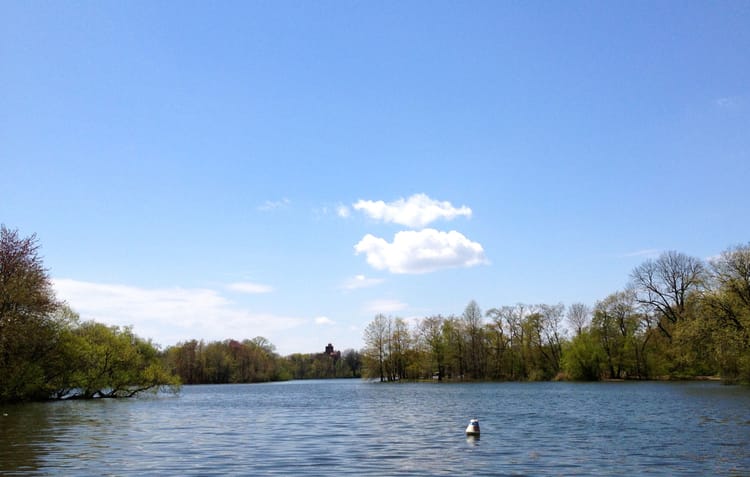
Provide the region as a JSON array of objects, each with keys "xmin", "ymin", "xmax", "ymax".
[{"xmin": 324, "ymin": 343, "xmax": 341, "ymax": 363}]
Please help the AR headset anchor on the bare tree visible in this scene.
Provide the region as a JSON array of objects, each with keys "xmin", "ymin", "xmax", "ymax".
[
  {"xmin": 539, "ymin": 303, "xmax": 566, "ymax": 374},
  {"xmin": 630, "ymin": 251, "xmax": 705, "ymax": 339},
  {"xmin": 363, "ymin": 314, "xmax": 389, "ymax": 381},
  {"xmin": 567, "ymin": 302, "xmax": 590, "ymax": 336},
  {"xmin": 390, "ymin": 317, "xmax": 411, "ymax": 380}
]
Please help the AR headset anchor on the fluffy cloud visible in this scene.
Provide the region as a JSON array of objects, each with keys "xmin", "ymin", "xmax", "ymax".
[
  {"xmin": 353, "ymin": 193, "xmax": 471, "ymax": 228},
  {"xmin": 354, "ymin": 229, "xmax": 487, "ymax": 274},
  {"xmin": 52, "ymin": 278, "xmax": 304, "ymax": 348},
  {"xmin": 227, "ymin": 282, "xmax": 274, "ymax": 294}
]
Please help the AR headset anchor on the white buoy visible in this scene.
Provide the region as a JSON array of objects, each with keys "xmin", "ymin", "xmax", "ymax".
[{"xmin": 465, "ymin": 418, "xmax": 480, "ymax": 436}]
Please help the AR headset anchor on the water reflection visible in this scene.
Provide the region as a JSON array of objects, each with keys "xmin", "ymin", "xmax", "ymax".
[
  {"xmin": 0, "ymin": 403, "xmax": 57, "ymax": 474},
  {"xmin": 465, "ymin": 435, "xmax": 480, "ymax": 446}
]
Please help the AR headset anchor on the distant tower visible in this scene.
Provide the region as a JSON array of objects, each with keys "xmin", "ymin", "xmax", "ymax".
[{"xmin": 325, "ymin": 343, "xmax": 334, "ymax": 355}]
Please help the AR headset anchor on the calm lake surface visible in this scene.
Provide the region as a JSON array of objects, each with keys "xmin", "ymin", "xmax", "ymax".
[{"xmin": 1, "ymin": 380, "xmax": 749, "ymax": 476}]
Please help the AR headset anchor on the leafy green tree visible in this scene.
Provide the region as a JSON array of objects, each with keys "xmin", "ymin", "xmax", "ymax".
[
  {"xmin": 165, "ymin": 337, "xmax": 295, "ymax": 383},
  {"xmin": 483, "ymin": 312, "xmax": 509, "ymax": 379},
  {"xmin": 669, "ymin": 297, "xmax": 717, "ymax": 377},
  {"xmin": 562, "ymin": 330, "xmax": 603, "ymax": 380},
  {"xmin": 203, "ymin": 341, "xmax": 232, "ymax": 383},
  {"xmin": 703, "ymin": 244, "xmax": 750, "ymax": 382},
  {"xmin": 462, "ymin": 300, "xmax": 486, "ymax": 379},
  {"xmin": 0, "ymin": 226, "xmax": 61, "ymax": 402},
  {"xmin": 46, "ymin": 305, "xmax": 86, "ymax": 398},
  {"xmin": 64, "ymin": 321, "xmax": 179, "ymax": 398},
  {"xmin": 418, "ymin": 315, "xmax": 447, "ymax": 380},
  {"xmin": 592, "ymin": 292, "xmax": 639, "ymax": 379},
  {"xmin": 282, "ymin": 348, "xmax": 360, "ymax": 379},
  {"xmin": 520, "ymin": 311, "xmax": 550, "ymax": 380},
  {"xmin": 341, "ymin": 349, "xmax": 362, "ymax": 377},
  {"xmin": 166, "ymin": 339, "xmax": 201, "ymax": 384},
  {"xmin": 486, "ymin": 304, "xmax": 530, "ymax": 379},
  {"xmin": 441, "ymin": 315, "xmax": 465, "ymax": 379}
]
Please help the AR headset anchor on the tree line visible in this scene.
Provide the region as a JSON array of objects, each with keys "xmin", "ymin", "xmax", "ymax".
[
  {"xmin": 162, "ymin": 339, "xmax": 362, "ymax": 384},
  {"xmin": 3, "ymin": 224, "xmax": 747, "ymax": 402},
  {"xmin": 362, "ymin": 246, "xmax": 750, "ymax": 384}
]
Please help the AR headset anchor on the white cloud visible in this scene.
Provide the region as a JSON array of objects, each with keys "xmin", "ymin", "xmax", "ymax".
[
  {"xmin": 314, "ymin": 316, "xmax": 335, "ymax": 325},
  {"xmin": 354, "ymin": 228, "xmax": 488, "ymax": 274},
  {"xmin": 364, "ymin": 299, "xmax": 408, "ymax": 314},
  {"xmin": 257, "ymin": 198, "xmax": 290, "ymax": 211},
  {"xmin": 52, "ymin": 278, "xmax": 304, "ymax": 349},
  {"xmin": 227, "ymin": 282, "xmax": 274, "ymax": 294},
  {"xmin": 353, "ymin": 193, "xmax": 472, "ymax": 228},
  {"xmin": 341, "ymin": 274, "xmax": 384, "ymax": 290}
]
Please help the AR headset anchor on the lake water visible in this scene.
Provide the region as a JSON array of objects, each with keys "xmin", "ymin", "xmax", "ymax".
[{"xmin": 1, "ymin": 380, "xmax": 749, "ymax": 476}]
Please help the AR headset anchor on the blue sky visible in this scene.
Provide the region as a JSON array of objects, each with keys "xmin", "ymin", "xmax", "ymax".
[{"xmin": 2, "ymin": 1, "xmax": 748, "ymax": 355}]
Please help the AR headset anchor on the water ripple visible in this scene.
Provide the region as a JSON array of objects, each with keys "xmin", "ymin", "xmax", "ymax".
[{"xmin": 1, "ymin": 381, "xmax": 749, "ymax": 475}]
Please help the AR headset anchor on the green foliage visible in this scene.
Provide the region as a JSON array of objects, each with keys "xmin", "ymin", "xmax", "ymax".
[
  {"xmin": 361, "ymin": 264, "xmax": 749, "ymax": 384},
  {"xmin": 702, "ymin": 244, "xmax": 750, "ymax": 382},
  {"xmin": 0, "ymin": 226, "xmax": 61, "ymax": 402},
  {"xmin": 0, "ymin": 226, "xmax": 179, "ymax": 403},
  {"xmin": 61, "ymin": 321, "xmax": 179, "ymax": 399},
  {"xmin": 590, "ymin": 291, "xmax": 644, "ymax": 379},
  {"xmin": 164, "ymin": 339, "xmax": 359, "ymax": 383},
  {"xmin": 163, "ymin": 337, "xmax": 293, "ymax": 384},
  {"xmin": 361, "ymin": 301, "xmax": 569, "ymax": 382},
  {"xmin": 284, "ymin": 349, "xmax": 361, "ymax": 379},
  {"xmin": 562, "ymin": 331, "xmax": 603, "ymax": 381}
]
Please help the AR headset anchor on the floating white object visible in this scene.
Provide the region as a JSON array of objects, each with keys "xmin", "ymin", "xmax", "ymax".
[{"xmin": 465, "ymin": 418, "xmax": 480, "ymax": 436}]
